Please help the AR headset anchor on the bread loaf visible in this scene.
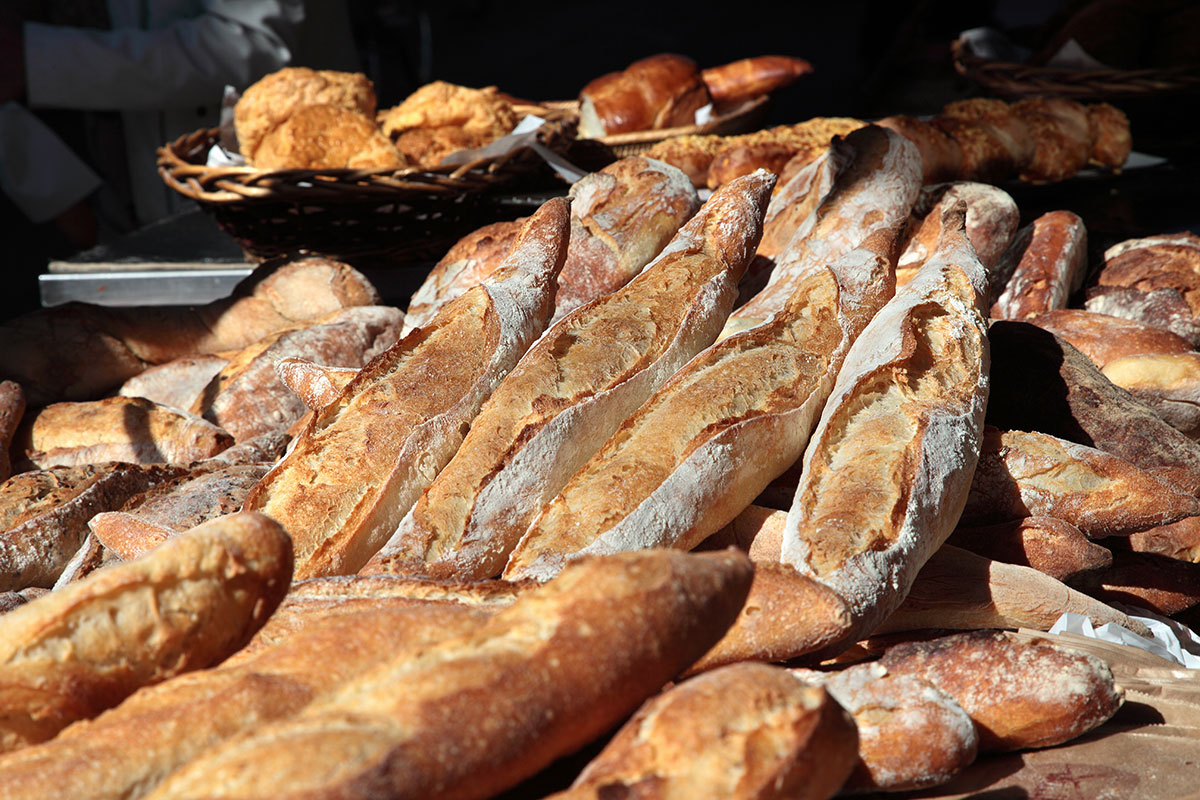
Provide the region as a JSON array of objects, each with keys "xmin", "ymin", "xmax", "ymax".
[
  {"xmin": 87, "ymin": 513, "xmax": 175, "ymax": 560},
  {"xmin": 947, "ymin": 516, "xmax": 1113, "ymax": 583},
  {"xmin": 940, "ymin": 98, "xmax": 1037, "ymax": 175},
  {"xmin": 145, "ymin": 549, "xmax": 753, "ymax": 800},
  {"xmin": 1100, "ymin": 351, "xmax": 1200, "ymax": 437},
  {"xmin": 991, "ymin": 210, "xmax": 1088, "ymax": 320},
  {"xmin": 879, "ymin": 630, "xmax": 1124, "ymax": 751},
  {"xmin": 0, "ymin": 255, "xmax": 379, "ymax": 405},
  {"xmin": 503, "ymin": 228, "xmax": 897, "ymax": 581},
  {"xmin": 1009, "ymin": 97, "xmax": 1093, "ymax": 183},
  {"xmin": 250, "ymin": 103, "xmax": 404, "ymax": 170},
  {"xmin": 0, "ymin": 511, "xmax": 291, "ymax": 753},
  {"xmin": 793, "ymin": 662, "xmax": 978, "ymax": 793},
  {"xmin": 1095, "ymin": 232, "xmax": 1200, "ymax": 313},
  {"xmin": 552, "ymin": 662, "xmax": 856, "ymax": 800},
  {"xmin": 1127, "ymin": 515, "xmax": 1200, "ymax": 563},
  {"xmin": 780, "ymin": 204, "xmax": 990, "ymax": 647},
  {"xmin": 1027, "ymin": 307, "xmax": 1194, "ymax": 366},
  {"xmin": 960, "ymin": 427, "xmax": 1200, "ymax": 536},
  {"xmin": 753, "ymin": 135, "xmax": 852, "ymax": 265},
  {"xmin": 700, "ymin": 55, "xmax": 813, "ymax": 105},
  {"xmin": 1086, "ymin": 101, "xmax": 1132, "ymax": 169},
  {"xmin": 1076, "ymin": 548, "xmax": 1200, "ymax": 615},
  {"xmin": 0, "ymin": 381, "xmax": 25, "ymax": 484},
  {"xmin": 273, "ymin": 358, "xmax": 358, "ymax": 412},
  {"xmin": 242, "ymin": 198, "xmax": 570, "ymax": 579},
  {"xmin": 364, "ymin": 172, "xmax": 773, "ymax": 581},
  {"xmin": 875, "ymin": 115, "xmax": 963, "ymax": 184},
  {"xmin": 578, "ymin": 54, "xmax": 711, "ymax": 138},
  {"xmin": 117, "ymin": 354, "xmax": 230, "ymax": 412}
]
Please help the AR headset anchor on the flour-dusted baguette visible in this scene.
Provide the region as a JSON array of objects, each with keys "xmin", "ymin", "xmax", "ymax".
[
  {"xmin": 549, "ymin": 662, "xmax": 856, "ymax": 800},
  {"xmin": 0, "ymin": 512, "xmax": 291, "ymax": 754},
  {"xmin": 1084, "ymin": 285, "xmax": 1200, "ymax": 347},
  {"xmin": 725, "ymin": 125, "xmax": 920, "ymax": 336},
  {"xmin": 0, "ymin": 255, "xmax": 379, "ymax": 405},
  {"xmin": 792, "ymin": 662, "xmax": 978, "ymax": 794},
  {"xmin": 780, "ymin": 204, "xmax": 990, "ymax": 649},
  {"xmin": 145, "ymin": 549, "xmax": 753, "ymax": 800},
  {"xmin": 986, "ymin": 320, "xmax": 1200, "ymax": 496},
  {"xmin": 896, "ymin": 181, "xmax": 1019, "ymax": 290},
  {"xmin": 193, "ymin": 305, "xmax": 403, "ymax": 442},
  {"xmin": 751, "ymin": 136, "xmax": 852, "ymax": 266},
  {"xmin": 504, "ymin": 228, "xmax": 898, "ymax": 581},
  {"xmin": 0, "ymin": 462, "xmax": 188, "ymax": 591},
  {"xmin": 11, "ymin": 396, "xmax": 233, "ymax": 471},
  {"xmin": 242, "ymin": 198, "xmax": 570, "ymax": 579},
  {"xmin": 990, "ymin": 210, "xmax": 1088, "ymax": 320},
  {"xmin": 960, "ymin": 427, "xmax": 1200, "ymax": 536},
  {"xmin": 118, "ymin": 354, "xmax": 230, "ymax": 412},
  {"xmin": 274, "ymin": 358, "xmax": 359, "ymax": 412},
  {"xmin": 0, "ymin": 381, "xmax": 25, "ymax": 484},
  {"xmin": 948, "ymin": 516, "xmax": 1113, "ymax": 583},
  {"xmin": 363, "ymin": 172, "xmax": 773, "ymax": 581},
  {"xmin": 0, "ymin": 600, "xmax": 494, "ymax": 800},
  {"xmin": 878, "ymin": 630, "xmax": 1124, "ymax": 751},
  {"xmin": 876, "ymin": 544, "xmax": 1149, "ymax": 637}
]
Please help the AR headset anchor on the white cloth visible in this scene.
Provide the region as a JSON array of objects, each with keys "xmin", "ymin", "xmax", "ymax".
[
  {"xmin": 19, "ymin": 0, "xmax": 357, "ymax": 226},
  {"xmin": 0, "ymin": 102, "xmax": 102, "ymax": 223}
]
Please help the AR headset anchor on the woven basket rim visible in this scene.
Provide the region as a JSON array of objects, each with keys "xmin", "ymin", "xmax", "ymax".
[{"xmin": 550, "ymin": 94, "xmax": 771, "ymax": 146}]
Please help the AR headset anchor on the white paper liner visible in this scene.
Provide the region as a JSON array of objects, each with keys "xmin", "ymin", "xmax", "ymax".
[{"xmin": 1050, "ymin": 608, "xmax": 1200, "ymax": 669}]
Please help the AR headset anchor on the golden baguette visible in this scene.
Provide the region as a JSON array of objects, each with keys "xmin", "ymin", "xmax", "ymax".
[
  {"xmin": 0, "ymin": 511, "xmax": 292, "ymax": 753},
  {"xmin": 780, "ymin": 203, "xmax": 990, "ymax": 649},
  {"xmin": 273, "ymin": 357, "xmax": 359, "ymax": 411},
  {"xmin": 549, "ymin": 663, "xmax": 858, "ymax": 800},
  {"xmin": 503, "ymin": 227, "xmax": 898, "ymax": 581},
  {"xmin": 364, "ymin": 171, "xmax": 774, "ymax": 581},
  {"xmin": 242, "ymin": 198, "xmax": 571, "ymax": 579},
  {"xmin": 0, "ymin": 601, "xmax": 491, "ymax": 800},
  {"xmin": 146, "ymin": 549, "xmax": 753, "ymax": 800}
]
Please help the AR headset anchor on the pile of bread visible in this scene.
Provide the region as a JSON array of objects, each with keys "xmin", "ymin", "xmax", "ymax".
[
  {"xmin": 646, "ymin": 94, "xmax": 1131, "ymax": 190},
  {"xmin": 232, "ymin": 67, "xmax": 524, "ymax": 170},
  {"xmin": 1, "ymin": 122, "xmax": 1198, "ymax": 798}
]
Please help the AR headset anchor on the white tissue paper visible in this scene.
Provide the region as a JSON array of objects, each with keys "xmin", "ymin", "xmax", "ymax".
[{"xmin": 1050, "ymin": 608, "xmax": 1200, "ymax": 669}]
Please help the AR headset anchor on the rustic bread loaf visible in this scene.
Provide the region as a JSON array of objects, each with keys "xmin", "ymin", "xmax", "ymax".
[
  {"xmin": 700, "ymin": 55, "xmax": 813, "ymax": 105},
  {"xmin": 875, "ymin": 114, "xmax": 963, "ymax": 184},
  {"xmin": 242, "ymin": 198, "xmax": 570, "ymax": 579},
  {"xmin": 578, "ymin": 53, "xmax": 711, "ymax": 138},
  {"xmin": 940, "ymin": 98, "xmax": 1036, "ymax": 176},
  {"xmin": 1075, "ymin": 548, "xmax": 1200, "ymax": 615},
  {"xmin": 990, "ymin": 210, "xmax": 1088, "ymax": 320},
  {"xmin": 1094, "ymin": 232, "xmax": 1200, "ymax": 315},
  {"xmin": 504, "ymin": 228, "xmax": 897, "ymax": 581},
  {"xmin": 0, "ymin": 512, "xmax": 291, "ymax": 753},
  {"xmin": 273, "ymin": 358, "xmax": 358, "ymax": 413},
  {"xmin": 117, "ymin": 354, "xmax": 230, "ymax": 412},
  {"xmin": 1086, "ymin": 102, "xmax": 1132, "ymax": 169},
  {"xmin": 145, "ymin": 549, "xmax": 753, "ymax": 800},
  {"xmin": 752, "ymin": 135, "xmax": 852, "ymax": 266},
  {"xmin": 0, "ymin": 381, "xmax": 25, "ymax": 484},
  {"xmin": 947, "ymin": 516, "xmax": 1113, "ymax": 583},
  {"xmin": 1100, "ymin": 351, "xmax": 1200, "ymax": 437},
  {"xmin": 1126, "ymin": 515, "xmax": 1200, "ymax": 563},
  {"xmin": 793, "ymin": 662, "xmax": 978, "ymax": 793},
  {"xmin": 364, "ymin": 172, "xmax": 773, "ymax": 582},
  {"xmin": 0, "ymin": 255, "xmax": 379, "ymax": 406},
  {"xmin": 1009, "ymin": 97, "xmax": 1093, "ymax": 183},
  {"xmin": 878, "ymin": 630, "xmax": 1124, "ymax": 752},
  {"xmin": 551, "ymin": 662, "xmax": 856, "ymax": 800},
  {"xmin": 780, "ymin": 204, "xmax": 990, "ymax": 648},
  {"xmin": 1028, "ymin": 307, "xmax": 1194, "ymax": 367}
]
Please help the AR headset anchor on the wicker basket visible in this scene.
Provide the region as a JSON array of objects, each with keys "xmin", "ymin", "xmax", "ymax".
[
  {"xmin": 542, "ymin": 95, "xmax": 772, "ymax": 157},
  {"xmin": 156, "ymin": 121, "xmax": 568, "ymax": 265},
  {"xmin": 951, "ymin": 38, "xmax": 1200, "ymax": 100}
]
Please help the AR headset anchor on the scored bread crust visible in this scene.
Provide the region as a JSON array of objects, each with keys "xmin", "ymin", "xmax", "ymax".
[
  {"xmin": 503, "ymin": 228, "xmax": 898, "ymax": 582},
  {"xmin": 0, "ymin": 512, "xmax": 292, "ymax": 754},
  {"xmin": 363, "ymin": 172, "xmax": 774, "ymax": 582},
  {"xmin": 242, "ymin": 199, "xmax": 571, "ymax": 579},
  {"xmin": 144, "ymin": 549, "xmax": 753, "ymax": 800},
  {"xmin": 780, "ymin": 204, "xmax": 990, "ymax": 646},
  {"xmin": 990, "ymin": 210, "xmax": 1088, "ymax": 320}
]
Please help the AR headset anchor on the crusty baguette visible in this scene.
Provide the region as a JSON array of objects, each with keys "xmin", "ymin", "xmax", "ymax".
[
  {"xmin": 0, "ymin": 511, "xmax": 291, "ymax": 753},
  {"xmin": 986, "ymin": 320, "xmax": 1200, "ymax": 496},
  {"xmin": 274, "ymin": 358, "xmax": 359, "ymax": 411},
  {"xmin": 11, "ymin": 396, "xmax": 233, "ymax": 471},
  {"xmin": 878, "ymin": 630, "xmax": 1124, "ymax": 752},
  {"xmin": 1027, "ymin": 307, "xmax": 1194, "ymax": 367},
  {"xmin": 87, "ymin": 513, "xmax": 175, "ymax": 560},
  {"xmin": 725, "ymin": 125, "xmax": 920, "ymax": 336},
  {"xmin": 117, "ymin": 354, "xmax": 230, "ymax": 412},
  {"xmin": 0, "ymin": 255, "xmax": 379, "ymax": 405},
  {"xmin": 793, "ymin": 662, "xmax": 978, "ymax": 793},
  {"xmin": 947, "ymin": 516, "xmax": 1113, "ymax": 583},
  {"xmin": 193, "ymin": 305, "xmax": 402, "ymax": 442},
  {"xmin": 0, "ymin": 462, "xmax": 189, "ymax": 591},
  {"xmin": 1127, "ymin": 515, "xmax": 1200, "ymax": 563},
  {"xmin": 242, "ymin": 198, "xmax": 571, "ymax": 579},
  {"xmin": 960, "ymin": 427, "xmax": 1200, "ymax": 536},
  {"xmin": 700, "ymin": 55, "xmax": 813, "ymax": 105},
  {"xmin": 145, "ymin": 549, "xmax": 753, "ymax": 800},
  {"xmin": 780, "ymin": 203, "xmax": 990, "ymax": 647},
  {"xmin": 990, "ymin": 210, "xmax": 1088, "ymax": 320},
  {"xmin": 550, "ymin": 662, "xmax": 856, "ymax": 800},
  {"xmin": 875, "ymin": 114, "xmax": 963, "ymax": 184},
  {"xmin": 1100, "ymin": 351, "xmax": 1200, "ymax": 438},
  {"xmin": 895, "ymin": 181, "xmax": 1019, "ymax": 290},
  {"xmin": 0, "ymin": 600, "xmax": 492, "ymax": 800},
  {"xmin": 364, "ymin": 172, "xmax": 773, "ymax": 581},
  {"xmin": 876, "ymin": 544, "xmax": 1150, "ymax": 637},
  {"xmin": 503, "ymin": 227, "xmax": 897, "ymax": 581},
  {"xmin": 577, "ymin": 53, "xmax": 711, "ymax": 137},
  {"xmin": 0, "ymin": 381, "xmax": 25, "ymax": 484}
]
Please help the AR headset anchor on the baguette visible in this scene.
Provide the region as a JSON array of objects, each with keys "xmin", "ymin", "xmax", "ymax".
[
  {"xmin": 1076, "ymin": 548, "xmax": 1200, "ymax": 615},
  {"xmin": 274, "ymin": 358, "xmax": 358, "ymax": 412},
  {"xmin": 0, "ymin": 511, "xmax": 291, "ymax": 753},
  {"xmin": 118, "ymin": 354, "xmax": 230, "ymax": 412},
  {"xmin": 1100, "ymin": 351, "xmax": 1200, "ymax": 437},
  {"xmin": 780, "ymin": 203, "xmax": 990, "ymax": 647},
  {"xmin": 947, "ymin": 516, "xmax": 1113, "ymax": 583},
  {"xmin": 364, "ymin": 172, "xmax": 773, "ymax": 581},
  {"xmin": 878, "ymin": 630, "xmax": 1124, "ymax": 751},
  {"xmin": 725, "ymin": 125, "xmax": 920, "ymax": 335},
  {"xmin": 551, "ymin": 663, "xmax": 856, "ymax": 800},
  {"xmin": 0, "ymin": 601, "xmax": 493, "ymax": 800},
  {"xmin": 1127, "ymin": 515, "xmax": 1200, "ymax": 563},
  {"xmin": 12, "ymin": 396, "xmax": 233, "ymax": 471},
  {"xmin": 875, "ymin": 114, "xmax": 963, "ymax": 184},
  {"xmin": 0, "ymin": 381, "xmax": 25, "ymax": 483},
  {"xmin": 990, "ymin": 210, "xmax": 1088, "ymax": 320},
  {"xmin": 503, "ymin": 228, "xmax": 897, "ymax": 581},
  {"xmin": 87, "ymin": 513, "xmax": 175, "ymax": 560},
  {"xmin": 242, "ymin": 198, "xmax": 570, "ymax": 579},
  {"xmin": 1027, "ymin": 307, "xmax": 1194, "ymax": 367},
  {"xmin": 793, "ymin": 662, "xmax": 978, "ymax": 793},
  {"xmin": 752, "ymin": 135, "xmax": 852, "ymax": 265},
  {"xmin": 700, "ymin": 55, "xmax": 813, "ymax": 105},
  {"xmin": 0, "ymin": 255, "xmax": 379, "ymax": 405},
  {"xmin": 145, "ymin": 549, "xmax": 753, "ymax": 800}
]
